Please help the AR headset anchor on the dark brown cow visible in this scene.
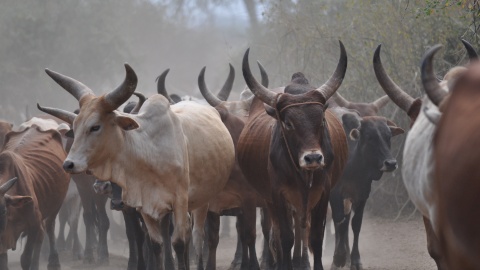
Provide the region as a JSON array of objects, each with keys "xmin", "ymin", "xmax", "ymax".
[
  {"xmin": 0, "ymin": 119, "xmax": 69, "ymax": 270},
  {"xmin": 237, "ymin": 43, "xmax": 348, "ymax": 270},
  {"xmin": 328, "ymin": 104, "xmax": 403, "ymax": 270},
  {"xmin": 428, "ymin": 54, "xmax": 480, "ymax": 269}
]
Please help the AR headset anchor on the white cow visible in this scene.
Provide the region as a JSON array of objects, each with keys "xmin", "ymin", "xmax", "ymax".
[{"xmin": 38, "ymin": 64, "xmax": 235, "ymax": 270}]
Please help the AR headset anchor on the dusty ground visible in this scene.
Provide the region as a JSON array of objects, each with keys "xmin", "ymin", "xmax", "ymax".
[{"xmin": 7, "ymin": 213, "xmax": 436, "ymax": 270}]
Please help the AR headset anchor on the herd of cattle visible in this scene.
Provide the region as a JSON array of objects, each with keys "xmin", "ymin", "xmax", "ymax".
[{"xmin": 0, "ymin": 38, "xmax": 478, "ymax": 270}]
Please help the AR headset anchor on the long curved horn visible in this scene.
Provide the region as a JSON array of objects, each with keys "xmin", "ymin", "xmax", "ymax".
[
  {"xmin": 130, "ymin": 92, "xmax": 146, "ymax": 114},
  {"xmin": 198, "ymin": 67, "xmax": 223, "ymax": 107},
  {"xmin": 372, "ymin": 95, "xmax": 390, "ymax": 110},
  {"xmin": 242, "ymin": 48, "xmax": 277, "ymax": 107},
  {"xmin": 257, "ymin": 61, "xmax": 269, "ymax": 87},
  {"xmin": 156, "ymin": 69, "xmax": 174, "ymax": 104},
  {"xmin": 461, "ymin": 39, "xmax": 478, "ymax": 61},
  {"xmin": 331, "ymin": 92, "xmax": 350, "ymax": 107},
  {"xmin": 421, "ymin": 45, "xmax": 447, "ymax": 107},
  {"xmin": 0, "ymin": 177, "xmax": 18, "ymax": 196},
  {"xmin": 45, "ymin": 69, "xmax": 94, "ymax": 106},
  {"xmin": 316, "ymin": 40, "xmax": 348, "ymax": 101},
  {"xmin": 103, "ymin": 64, "xmax": 138, "ymax": 111},
  {"xmin": 216, "ymin": 63, "xmax": 235, "ymax": 101},
  {"xmin": 373, "ymin": 45, "xmax": 416, "ymax": 113},
  {"xmin": 37, "ymin": 103, "xmax": 76, "ymax": 124}
]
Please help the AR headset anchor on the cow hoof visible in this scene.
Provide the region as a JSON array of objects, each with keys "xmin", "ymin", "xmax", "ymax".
[
  {"xmin": 47, "ymin": 263, "xmax": 61, "ymax": 270},
  {"xmin": 350, "ymin": 262, "xmax": 363, "ymax": 270},
  {"xmin": 83, "ymin": 254, "xmax": 95, "ymax": 264},
  {"xmin": 97, "ymin": 257, "xmax": 109, "ymax": 266},
  {"xmin": 333, "ymin": 253, "xmax": 347, "ymax": 268}
]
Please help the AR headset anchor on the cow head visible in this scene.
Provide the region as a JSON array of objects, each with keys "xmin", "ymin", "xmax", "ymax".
[
  {"xmin": 243, "ymin": 41, "xmax": 347, "ymax": 171},
  {"xmin": 37, "ymin": 64, "xmax": 139, "ymax": 176},
  {"xmin": 0, "ymin": 177, "xmax": 32, "ymax": 234},
  {"xmin": 329, "ymin": 92, "xmax": 390, "ymax": 117},
  {"xmin": 342, "ymin": 113, "xmax": 404, "ymax": 180}
]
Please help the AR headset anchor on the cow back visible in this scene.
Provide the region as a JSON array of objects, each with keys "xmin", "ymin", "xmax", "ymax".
[{"xmin": 2, "ymin": 126, "xmax": 69, "ymax": 218}]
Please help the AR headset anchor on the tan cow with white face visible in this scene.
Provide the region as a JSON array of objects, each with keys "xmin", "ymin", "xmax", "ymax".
[{"xmin": 38, "ymin": 64, "xmax": 235, "ymax": 270}]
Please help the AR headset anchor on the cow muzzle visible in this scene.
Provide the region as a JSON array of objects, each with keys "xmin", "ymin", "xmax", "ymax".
[
  {"xmin": 62, "ymin": 159, "xmax": 87, "ymax": 174},
  {"xmin": 299, "ymin": 150, "xmax": 324, "ymax": 170},
  {"xmin": 380, "ymin": 159, "xmax": 397, "ymax": 172},
  {"xmin": 110, "ymin": 199, "xmax": 125, "ymax": 211}
]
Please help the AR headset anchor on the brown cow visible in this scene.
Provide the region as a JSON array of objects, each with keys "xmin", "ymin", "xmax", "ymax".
[
  {"xmin": 197, "ymin": 66, "xmax": 265, "ymax": 270},
  {"xmin": 429, "ymin": 54, "xmax": 480, "ymax": 269},
  {"xmin": 237, "ymin": 43, "xmax": 348, "ymax": 270},
  {"xmin": 0, "ymin": 118, "xmax": 70, "ymax": 270}
]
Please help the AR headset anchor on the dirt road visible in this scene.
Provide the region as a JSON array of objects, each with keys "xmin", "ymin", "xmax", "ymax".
[{"xmin": 7, "ymin": 213, "xmax": 436, "ymax": 269}]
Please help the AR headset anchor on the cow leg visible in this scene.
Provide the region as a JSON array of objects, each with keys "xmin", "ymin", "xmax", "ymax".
[
  {"xmin": 45, "ymin": 215, "xmax": 61, "ymax": 270},
  {"xmin": 56, "ymin": 206, "xmax": 67, "ymax": 251},
  {"xmin": 423, "ymin": 216, "xmax": 448, "ymax": 270},
  {"xmin": 272, "ymin": 193, "xmax": 294, "ymax": 270},
  {"xmin": 229, "ymin": 216, "xmax": 243, "ymax": 270},
  {"xmin": 0, "ymin": 253, "xmax": 8, "ymax": 270},
  {"xmin": 310, "ymin": 191, "xmax": 330, "ymax": 270},
  {"xmin": 205, "ymin": 211, "xmax": 220, "ymax": 270},
  {"xmin": 292, "ymin": 212, "xmax": 302, "ymax": 268},
  {"xmin": 192, "ymin": 205, "xmax": 208, "ymax": 270},
  {"xmin": 301, "ymin": 223, "xmax": 311, "ymax": 270},
  {"xmin": 142, "ymin": 213, "xmax": 166, "ymax": 270},
  {"xmin": 75, "ymin": 181, "xmax": 97, "ymax": 264},
  {"xmin": 350, "ymin": 201, "xmax": 366, "ymax": 270},
  {"xmin": 133, "ymin": 211, "xmax": 146, "ymax": 270},
  {"xmin": 243, "ymin": 203, "xmax": 260, "ymax": 270},
  {"xmin": 329, "ymin": 189, "xmax": 350, "ymax": 269},
  {"xmin": 69, "ymin": 205, "xmax": 83, "ymax": 260},
  {"xmin": 172, "ymin": 202, "xmax": 191, "ymax": 270},
  {"xmin": 123, "ymin": 208, "xmax": 139, "ymax": 270},
  {"xmin": 96, "ymin": 195, "xmax": 110, "ymax": 264},
  {"xmin": 28, "ymin": 228, "xmax": 45, "ymax": 270},
  {"xmin": 161, "ymin": 213, "xmax": 175, "ymax": 270}
]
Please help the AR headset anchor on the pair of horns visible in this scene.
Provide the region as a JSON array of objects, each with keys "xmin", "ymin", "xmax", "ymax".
[
  {"xmin": 243, "ymin": 41, "xmax": 348, "ymax": 107},
  {"xmin": 38, "ymin": 64, "xmax": 138, "ymax": 123},
  {"xmin": 375, "ymin": 39, "xmax": 478, "ymax": 112},
  {"xmin": 198, "ymin": 62, "xmax": 268, "ymax": 107},
  {"xmin": 332, "ymin": 92, "xmax": 390, "ymax": 111}
]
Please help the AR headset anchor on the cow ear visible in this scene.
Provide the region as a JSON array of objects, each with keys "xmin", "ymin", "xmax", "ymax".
[
  {"xmin": 389, "ymin": 126, "xmax": 405, "ymax": 137},
  {"xmin": 115, "ymin": 115, "xmax": 139, "ymax": 131},
  {"xmin": 215, "ymin": 106, "xmax": 229, "ymax": 122},
  {"xmin": 57, "ymin": 123, "xmax": 71, "ymax": 137},
  {"xmin": 349, "ymin": 129, "xmax": 360, "ymax": 140},
  {"xmin": 5, "ymin": 195, "xmax": 33, "ymax": 208},
  {"xmin": 264, "ymin": 104, "xmax": 277, "ymax": 118}
]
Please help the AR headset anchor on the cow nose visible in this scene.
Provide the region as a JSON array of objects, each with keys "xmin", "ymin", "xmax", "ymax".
[
  {"xmin": 304, "ymin": 153, "xmax": 323, "ymax": 164},
  {"xmin": 111, "ymin": 199, "xmax": 124, "ymax": 211},
  {"xmin": 384, "ymin": 159, "xmax": 397, "ymax": 171},
  {"xmin": 63, "ymin": 160, "xmax": 75, "ymax": 171}
]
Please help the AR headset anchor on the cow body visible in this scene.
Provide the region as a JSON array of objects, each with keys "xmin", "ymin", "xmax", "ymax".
[
  {"xmin": 433, "ymin": 62, "xmax": 480, "ymax": 269},
  {"xmin": 328, "ymin": 106, "xmax": 403, "ymax": 270},
  {"xmin": 0, "ymin": 119, "xmax": 69, "ymax": 270}
]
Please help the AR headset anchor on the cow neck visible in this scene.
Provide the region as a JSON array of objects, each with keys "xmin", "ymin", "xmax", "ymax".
[{"xmin": 273, "ymin": 93, "xmax": 324, "ymax": 173}]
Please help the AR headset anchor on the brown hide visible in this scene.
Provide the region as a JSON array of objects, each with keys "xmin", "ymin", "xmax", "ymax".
[
  {"xmin": 0, "ymin": 126, "xmax": 69, "ymax": 252},
  {"xmin": 433, "ymin": 62, "xmax": 480, "ymax": 269}
]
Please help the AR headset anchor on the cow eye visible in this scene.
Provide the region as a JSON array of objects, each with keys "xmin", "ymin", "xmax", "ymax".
[
  {"xmin": 284, "ymin": 121, "xmax": 294, "ymax": 130},
  {"xmin": 90, "ymin": 125, "xmax": 101, "ymax": 132}
]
